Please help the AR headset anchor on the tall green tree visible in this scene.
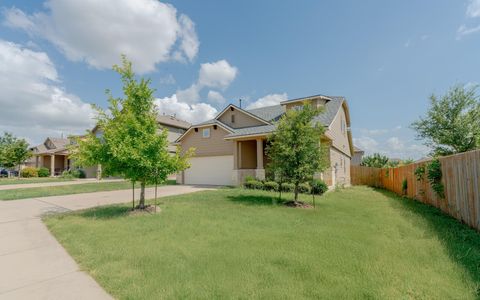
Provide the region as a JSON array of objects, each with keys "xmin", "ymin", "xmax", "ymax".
[
  {"xmin": 0, "ymin": 132, "xmax": 31, "ymax": 175},
  {"xmin": 360, "ymin": 153, "xmax": 390, "ymax": 168},
  {"xmin": 71, "ymin": 56, "xmax": 193, "ymax": 209},
  {"xmin": 411, "ymin": 84, "xmax": 480, "ymax": 156},
  {"xmin": 266, "ymin": 103, "xmax": 327, "ymax": 203}
]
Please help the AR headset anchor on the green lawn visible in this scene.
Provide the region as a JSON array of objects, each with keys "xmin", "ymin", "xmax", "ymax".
[
  {"xmin": 0, "ymin": 177, "xmax": 75, "ymax": 185},
  {"xmin": 44, "ymin": 187, "xmax": 480, "ymax": 299},
  {"xmin": 0, "ymin": 180, "xmax": 175, "ymax": 200}
]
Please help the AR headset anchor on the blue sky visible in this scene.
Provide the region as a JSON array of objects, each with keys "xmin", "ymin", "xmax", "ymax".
[{"xmin": 0, "ymin": 0, "xmax": 479, "ymax": 159}]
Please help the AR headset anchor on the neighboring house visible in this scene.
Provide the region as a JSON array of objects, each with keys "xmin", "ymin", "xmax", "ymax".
[
  {"xmin": 31, "ymin": 115, "xmax": 190, "ymax": 178},
  {"xmin": 351, "ymin": 146, "xmax": 364, "ymax": 165},
  {"xmin": 31, "ymin": 137, "xmax": 76, "ymax": 176},
  {"xmin": 175, "ymin": 94, "xmax": 354, "ymax": 187}
]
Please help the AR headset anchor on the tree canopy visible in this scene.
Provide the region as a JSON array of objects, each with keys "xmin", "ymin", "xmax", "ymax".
[
  {"xmin": 266, "ymin": 103, "xmax": 327, "ymax": 202},
  {"xmin": 411, "ymin": 84, "xmax": 480, "ymax": 156},
  {"xmin": 71, "ymin": 56, "xmax": 193, "ymax": 208},
  {"xmin": 0, "ymin": 132, "xmax": 31, "ymax": 171}
]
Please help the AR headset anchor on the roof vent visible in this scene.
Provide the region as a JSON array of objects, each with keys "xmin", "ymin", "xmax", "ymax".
[
  {"xmin": 230, "ymin": 106, "xmax": 234, "ymax": 111},
  {"xmin": 213, "ymin": 125, "xmax": 217, "ymax": 130},
  {"xmin": 194, "ymin": 128, "xmax": 198, "ymax": 132}
]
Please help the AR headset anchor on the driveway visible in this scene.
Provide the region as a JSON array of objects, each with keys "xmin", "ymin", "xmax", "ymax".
[{"xmin": 0, "ymin": 185, "xmax": 214, "ymax": 299}]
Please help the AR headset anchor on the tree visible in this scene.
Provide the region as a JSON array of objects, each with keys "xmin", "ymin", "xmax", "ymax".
[
  {"xmin": 71, "ymin": 56, "xmax": 193, "ymax": 209},
  {"xmin": 266, "ymin": 103, "xmax": 327, "ymax": 203},
  {"xmin": 411, "ymin": 84, "xmax": 480, "ymax": 156},
  {"xmin": 0, "ymin": 132, "xmax": 31, "ymax": 175},
  {"xmin": 360, "ymin": 153, "xmax": 389, "ymax": 168}
]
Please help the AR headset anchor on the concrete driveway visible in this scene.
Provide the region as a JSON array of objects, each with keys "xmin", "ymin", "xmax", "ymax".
[{"xmin": 0, "ymin": 185, "xmax": 214, "ymax": 299}]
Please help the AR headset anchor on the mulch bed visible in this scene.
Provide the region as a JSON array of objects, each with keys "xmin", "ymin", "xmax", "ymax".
[
  {"xmin": 283, "ymin": 201, "xmax": 313, "ymax": 209},
  {"xmin": 128, "ymin": 205, "xmax": 161, "ymax": 216}
]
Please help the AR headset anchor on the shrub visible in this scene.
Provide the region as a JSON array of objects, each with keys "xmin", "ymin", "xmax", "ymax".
[
  {"xmin": 414, "ymin": 165, "xmax": 425, "ymax": 181},
  {"xmin": 244, "ymin": 180, "xmax": 264, "ymax": 190},
  {"xmin": 297, "ymin": 183, "xmax": 311, "ymax": 194},
  {"xmin": 280, "ymin": 182, "xmax": 295, "ymax": 192},
  {"xmin": 37, "ymin": 167, "xmax": 50, "ymax": 177},
  {"xmin": 263, "ymin": 181, "xmax": 279, "ymax": 191},
  {"xmin": 61, "ymin": 170, "xmax": 75, "ymax": 179},
  {"xmin": 402, "ymin": 178, "xmax": 408, "ymax": 194},
  {"xmin": 244, "ymin": 175, "xmax": 256, "ymax": 182},
  {"xmin": 20, "ymin": 167, "xmax": 38, "ymax": 178},
  {"xmin": 311, "ymin": 179, "xmax": 328, "ymax": 195},
  {"xmin": 427, "ymin": 159, "xmax": 444, "ymax": 198},
  {"xmin": 71, "ymin": 169, "xmax": 86, "ymax": 179}
]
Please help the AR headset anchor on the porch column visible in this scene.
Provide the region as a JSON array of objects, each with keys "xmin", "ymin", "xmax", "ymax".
[
  {"xmin": 64, "ymin": 156, "xmax": 68, "ymax": 171},
  {"xmin": 233, "ymin": 141, "xmax": 238, "ymax": 170},
  {"xmin": 35, "ymin": 156, "xmax": 39, "ymax": 168},
  {"xmin": 50, "ymin": 155, "xmax": 55, "ymax": 177},
  {"xmin": 255, "ymin": 138, "xmax": 265, "ymax": 180}
]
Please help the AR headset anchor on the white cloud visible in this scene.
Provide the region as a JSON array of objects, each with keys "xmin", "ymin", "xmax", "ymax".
[
  {"xmin": 467, "ymin": 0, "xmax": 480, "ymax": 18},
  {"xmin": 246, "ymin": 93, "xmax": 288, "ymax": 109},
  {"xmin": 353, "ymin": 134, "xmax": 429, "ymax": 160},
  {"xmin": 159, "ymin": 74, "xmax": 176, "ymax": 85},
  {"xmin": 3, "ymin": 0, "xmax": 199, "ymax": 73},
  {"xmin": 207, "ymin": 90, "xmax": 226, "ymax": 105},
  {"xmin": 0, "ymin": 40, "xmax": 94, "ymax": 145},
  {"xmin": 176, "ymin": 59, "xmax": 238, "ymax": 104},
  {"xmin": 155, "ymin": 94, "xmax": 217, "ymax": 124},
  {"xmin": 457, "ymin": 24, "xmax": 480, "ymax": 38},
  {"xmin": 457, "ymin": 0, "xmax": 480, "ymax": 39}
]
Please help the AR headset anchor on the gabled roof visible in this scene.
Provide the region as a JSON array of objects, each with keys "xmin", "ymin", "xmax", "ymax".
[
  {"xmin": 224, "ymin": 125, "xmax": 277, "ymax": 139},
  {"xmin": 156, "ymin": 115, "xmax": 190, "ymax": 129},
  {"xmin": 32, "ymin": 137, "xmax": 71, "ymax": 155},
  {"xmin": 215, "ymin": 104, "xmax": 271, "ymax": 125},
  {"xmin": 246, "ymin": 105, "xmax": 285, "ymax": 122}
]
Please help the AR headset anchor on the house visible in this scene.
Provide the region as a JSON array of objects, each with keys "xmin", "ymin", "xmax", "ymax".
[
  {"xmin": 31, "ymin": 114, "xmax": 190, "ymax": 177},
  {"xmin": 175, "ymin": 94, "xmax": 354, "ymax": 186},
  {"xmin": 351, "ymin": 146, "xmax": 364, "ymax": 165}
]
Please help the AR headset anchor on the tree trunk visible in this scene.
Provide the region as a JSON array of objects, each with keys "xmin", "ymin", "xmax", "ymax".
[
  {"xmin": 294, "ymin": 183, "xmax": 299, "ymax": 203},
  {"xmin": 132, "ymin": 181, "xmax": 135, "ymax": 210},
  {"xmin": 139, "ymin": 181, "xmax": 146, "ymax": 209}
]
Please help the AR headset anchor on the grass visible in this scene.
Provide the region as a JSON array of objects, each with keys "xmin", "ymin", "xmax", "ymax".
[
  {"xmin": 44, "ymin": 187, "xmax": 480, "ymax": 299},
  {"xmin": 0, "ymin": 180, "xmax": 175, "ymax": 200},
  {"xmin": 0, "ymin": 177, "xmax": 75, "ymax": 185}
]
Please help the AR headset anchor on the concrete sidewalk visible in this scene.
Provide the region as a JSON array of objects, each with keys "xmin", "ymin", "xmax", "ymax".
[
  {"xmin": 0, "ymin": 178, "xmax": 124, "ymax": 191},
  {"xmin": 0, "ymin": 185, "xmax": 214, "ymax": 299}
]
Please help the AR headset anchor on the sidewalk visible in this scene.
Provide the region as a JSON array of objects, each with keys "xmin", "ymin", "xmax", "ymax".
[
  {"xmin": 0, "ymin": 185, "xmax": 214, "ymax": 299},
  {"xmin": 0, "ymin": 178, "xmax": 125, "ymax": 191}
]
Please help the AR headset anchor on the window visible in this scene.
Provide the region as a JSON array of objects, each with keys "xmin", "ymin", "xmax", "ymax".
[
  {"xmin": 202, "ymin": 128, "xmax": 210, "ymax": 138},
  {"xmin": 231, "ymin": 114, "xmax": 235, "ymax": 123}
]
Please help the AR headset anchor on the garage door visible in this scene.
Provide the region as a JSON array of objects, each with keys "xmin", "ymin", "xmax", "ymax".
[{"xmin": 184, "ymin": 155, "xmax": 233, "ymax": 186}]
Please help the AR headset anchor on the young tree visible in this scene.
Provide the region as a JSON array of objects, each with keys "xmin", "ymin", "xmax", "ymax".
[
  {"xmin": 360, "ymin": 153, "xmax": 390, "ymax": 168},
  {"xmin": 71, "ymin": 56, "xmax": 193, "ymax": 209},
  {"xmin": 0, "ymin": 132, "xmax": 31, "ymax": 176},
  {"xmin": 411, "ymin": 84, "xmax": 480, "ymax": 156},
  {"xmin": 266, "ymin": 103, "xmax": 327, "ymax": 203}
]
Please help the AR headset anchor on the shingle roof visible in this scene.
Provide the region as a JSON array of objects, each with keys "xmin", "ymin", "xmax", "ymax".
[
  {"xmin": 224, "ymin": 125, "xmax": 277, "ymax": 138},
  {"xmin": 156, "ymin": 115, "xmax": 190, "ymax": 129},
  {"xmin": 312, "ymin": 96, "xmax": 344, "ymax": 127},
  {"xmin": 246, "ymin": 105, "xmax": 285, "ymax": 122}
]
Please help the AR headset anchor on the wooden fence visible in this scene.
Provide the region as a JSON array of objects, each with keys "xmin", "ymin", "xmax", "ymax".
[{"xmin": 351, "ymin": 149, "xmax": 480, "ymax": 231}]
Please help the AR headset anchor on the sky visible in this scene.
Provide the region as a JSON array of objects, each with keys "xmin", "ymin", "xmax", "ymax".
[{"xmin": 0, "ymin": 0, "xmax": 479, "ymax": 159}]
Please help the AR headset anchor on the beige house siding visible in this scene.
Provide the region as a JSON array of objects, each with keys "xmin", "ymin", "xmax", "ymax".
[
  {"xmin": 181, "ymin": 126, "xmax": 233, "ymax": 157},
  {"xmin": 352, "ymin": 151, "xmax": 364, "ymax": 165},
  {"xmin": 321, "ymin": 147, "xmax": 351, "ymax": 186},
  {"xmin": 218, "ymin": 109, "xmax": 266, "ymax": 128},
  {"xmin": 285, "ymin": 98, "xmax": 328, "ymax": 111},
  {"xmin": 326, "ymin": 105, "xmax": 351, "ymax": 157}
]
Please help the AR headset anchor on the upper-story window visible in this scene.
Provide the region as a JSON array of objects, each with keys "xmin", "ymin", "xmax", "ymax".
[
  {"xmin": 202, "ymin": 128, "xmax": 210, "ymax": 138},
  {"xmin": 341, "ymin": 117, "xmax": 346, "ymax": 135}
]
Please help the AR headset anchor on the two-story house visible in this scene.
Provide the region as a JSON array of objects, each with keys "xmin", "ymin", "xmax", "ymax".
[{"xmin": 175, "ymin": 94, "xmax": 354, "ymax": 187}]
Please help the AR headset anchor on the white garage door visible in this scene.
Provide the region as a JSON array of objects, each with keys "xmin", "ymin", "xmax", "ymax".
[{"xmin": 184, "ymin": 155, "xmax": 233, "ymax": 186}]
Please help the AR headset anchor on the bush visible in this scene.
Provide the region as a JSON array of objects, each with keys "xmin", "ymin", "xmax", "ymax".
[
  {"xmin": 427, "ymin": 159, "xmax": 444, "ymax": 198},
  {"xmin": 311, "ymin": 179, "xmax": 328, "ymax": 195},
  {"xmin": 71, "ymin": 169, "xmax": 86, "ymax": 179},
  {"xmin": 37, "ymin": 167, "xmax": 50, "ymax": 177},
  {"xmin": 244, "ymin": 175, "xmax": 256, "ymax": 182},
  {"xmin": 402, "ymin": 178, "xmax": 408, "ymax": 194},
  {"xmin": 20, "ymin": 167, "xmax": 38, "ymax": 178},
  {"xmin": 244, "ymin": 180, "xmax": 264, "ymax": 190},
  {"xmin": 298, "ymin": 183, "xmax": 311, "ymax": 194},
  {"xmin": 263, "ymin": 181, "xmax": 279, "ymax": 191},
  {"xmin": 280, "ymin": 182, "xmax": 294, "ymax": 192},
  {"xmin": 61, "ymin": 170, "xmax": 75, "ymax": 179}
]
